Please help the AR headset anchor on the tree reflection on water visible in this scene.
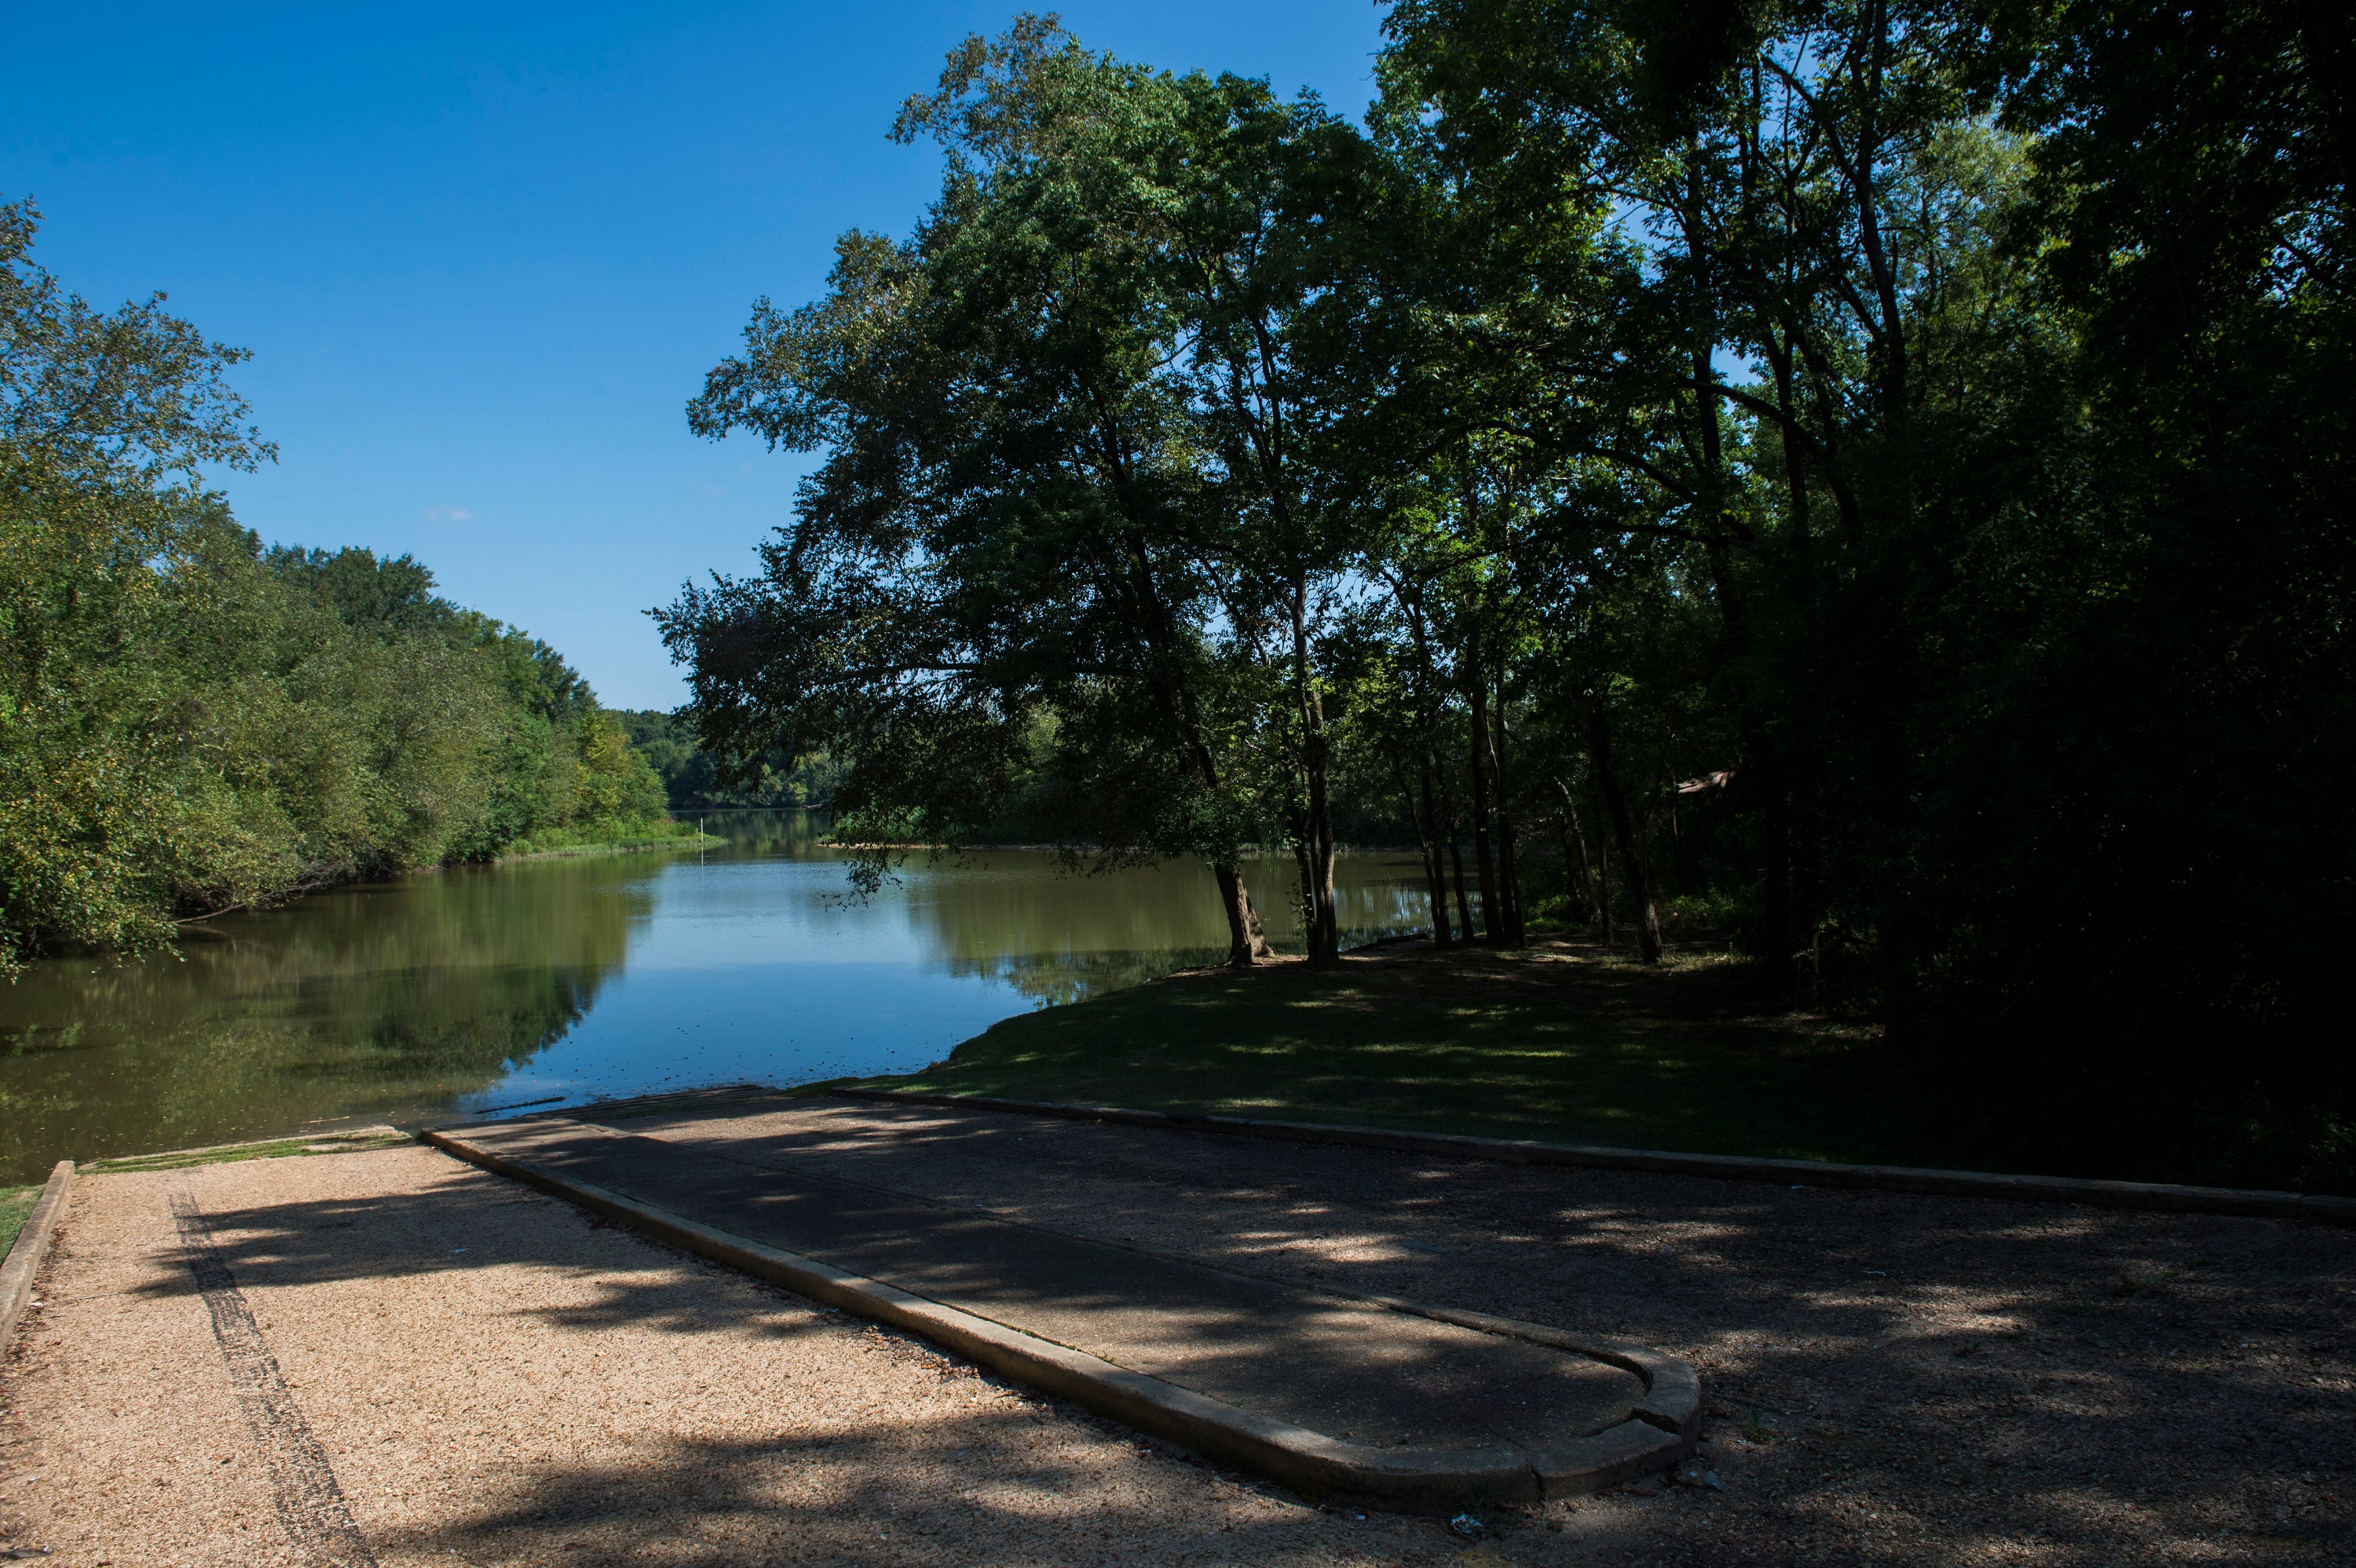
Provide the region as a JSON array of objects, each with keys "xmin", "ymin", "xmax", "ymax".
[
  {"xmin": 0, "ymin": 814, "xmax": 1430, "ymax": 1180},
  {"xmin": 0, "ymin": 856, "xmax": 647, "ymax": 1179}
]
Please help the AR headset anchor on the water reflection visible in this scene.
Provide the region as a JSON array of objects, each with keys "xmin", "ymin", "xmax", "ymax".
[{"xmin": 0, "ymin": 812, "xmax": 1429, "ymax": 1179}]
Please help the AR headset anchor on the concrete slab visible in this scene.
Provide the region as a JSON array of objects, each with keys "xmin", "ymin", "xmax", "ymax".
[
  {"xmin": 428, "ymin": 1114, "xmax": 1698, "ymax": 1510},
  {"xmin": 11, "ymin": 1144, "xmax": 1451, "ymax": 1566}
]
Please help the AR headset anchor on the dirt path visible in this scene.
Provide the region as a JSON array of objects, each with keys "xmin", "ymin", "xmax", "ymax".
[{"xmin": 3, "ymin": 1107, "xmax": 2351, "ymax": 1565}]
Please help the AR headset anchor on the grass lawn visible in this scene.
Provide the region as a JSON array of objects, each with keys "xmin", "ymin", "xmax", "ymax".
[
  {"xmin": 0, "ymin": 1183, "xmax": 40, "ymax": 1256},
  {"xmin": 855, "ymin": 935, "xmax": 1966, "ymax": 1170}
]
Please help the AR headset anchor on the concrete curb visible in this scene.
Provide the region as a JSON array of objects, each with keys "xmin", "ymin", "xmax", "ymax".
[
  {"xmin": 831, "ymin": 1088, "xmax": 2356, "ymax": 1226},
  {"xmin": 423, "ymin": 1124, "xmax": 1696, "ymax": 1512},
  {"xmin": 1, "ymin": 1160, "xmax": 75, "ymax": 1351}
]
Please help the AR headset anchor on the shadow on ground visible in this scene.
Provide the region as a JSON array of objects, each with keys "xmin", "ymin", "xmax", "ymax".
[
  {"xmin": 624, "ymin": 1098, "xmax": 2356, "ymax": 1565},
  {"xmin": 131, "ymin": 1109, "xmax": 2356, "ymax": 1566}
]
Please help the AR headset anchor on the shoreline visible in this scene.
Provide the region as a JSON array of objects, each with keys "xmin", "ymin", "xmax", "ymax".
[
  {"xmin": 492, "ymin": 828, "xmax": 719, "ymax": 864},
  {"xmin": 823, "ymin": 839, "xmax": 1424, "ymax": 854},
  {"xmin": 819, "ymin": 934, "xmax": 2346, "ymax": 1196},
  {"xmin": 71, "ymin": 822, "xmax": 720, "ymax": 950}
]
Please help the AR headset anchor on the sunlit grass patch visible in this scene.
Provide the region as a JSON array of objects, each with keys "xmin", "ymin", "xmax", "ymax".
[
  {"xmin": 82, "ymin": 1127, "xmax": 410, "ymax": 1174},
  {"xmin": 0, "ymin": 1185, "xmax": 39, "ymax": 1255},
  {"xmin": 846, "ymin": 936, "xmax": 1931, "ymax": 1167}
]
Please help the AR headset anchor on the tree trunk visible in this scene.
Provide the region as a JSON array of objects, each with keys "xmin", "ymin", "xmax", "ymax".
[
  {"xmin": 1766, "ymin": 320, "xmax": 1813, "ymax": 550},
  {"xmin": 1490, "ymin": 691, "xmax": 1525, "ymax": 946},
  {"xmin": 1555, "ymin": 775, "xmax": 1596, "ymax": 926},
  {"xmin": 1588, "ymin": 697, "xmax": 1662, "ymax": 963},
  {"xmin": 1290, "ymin": 826, "xmax": 1315, "ymax": 939},
  {"xmin": 1791, "ymin": 746, "xmax": 1824, "ymax": 999},
  {"xmin": 1213, "ymin": 861, "xmax": 1274, "ymax": 967},
  {"xmin": 1439, "ymin": 763, "xmax": 1476, "ymax": 942},
  {"xmin": 1411, "ymin": 763, "xmax": 1454, "ymax": 945},
  {"xmin": 1666, "ymin": 779, "xmax": 1683, "ymax": 897},
  {"xmin": 1294, "ymin": 583, "xmax": 1341, "ymax": 968},
  {"xmin": 1304, "ymin": 740, "xmax": 1341, "ymax": 965},
  {"xmin": 1494, "ymin": 796, "xmax": 1524, "ymax": 947},
  {"xmin": 1852, "ymin": 0, "xmax": 1912, "ymax": 457},
  {"xmin": 1597, "ymin": 821, "xmax": 1614, "ymax": 945},
  {"xmin": 1466, "ymin": 629, "xmax": 1500, "ymax": 941},
  {"xmin": 1747, "ymin": 736, "xmax": 1796, "ymax": 999}
]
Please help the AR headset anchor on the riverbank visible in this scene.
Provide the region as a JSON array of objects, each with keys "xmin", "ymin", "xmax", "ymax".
[
  {"xmin": 492, "ymin": 821, "xmax": 717, "ymax": 861},
  {"xmin": 842, "ymin": 935, "xmax": 2343, "ymax": 1193},
  {"xmin": 2, "ymin": 835, "xmax": 1421, "ymax": 1186}
]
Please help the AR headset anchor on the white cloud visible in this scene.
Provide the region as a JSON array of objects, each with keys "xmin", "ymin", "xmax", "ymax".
[{"xmin": 424, "ymin": 503, "xmax": 475, "ymax": 524}]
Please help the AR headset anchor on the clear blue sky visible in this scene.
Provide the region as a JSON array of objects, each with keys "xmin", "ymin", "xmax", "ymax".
[{"xmin": 3, "ymin": 2, "xmax": 1389, "ymax": 710}]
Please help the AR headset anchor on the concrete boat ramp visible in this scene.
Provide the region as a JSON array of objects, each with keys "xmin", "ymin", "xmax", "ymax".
[
  {"xmin": 13, "ymin": 1088, "xmax": 2350, "ymax": 1564},
  {"xmin": 426, "ymin": 1100, "xmax": 1698, "ymax": 1512}
]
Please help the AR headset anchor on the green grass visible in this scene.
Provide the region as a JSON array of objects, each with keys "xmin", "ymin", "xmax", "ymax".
[
  {"xmin": 851, "ymin": 937, "xmax": 1956, "ymax": 1168},
  {"xmin": 80, "ymin": 1129, "xmax": 412, "ymax": 1175},
  {"xmin": 0, "ymin": 1184, "xmax": 42, "ymax": 1256},
  {"xmin": 856, "ymin": 936, "xmax": 2355, "ymax": 1189}
]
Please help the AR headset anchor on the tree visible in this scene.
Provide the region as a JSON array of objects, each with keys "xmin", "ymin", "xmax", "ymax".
[
  {"xmin": 665, "ymin": 20, "xmax": 1388, "ymax": 965},
  {"xmin": 649, "ymin": 1, "xmax": 2354, "ymax": 1180},
  {"xmin": 1, "ymin": 196, "xmax": 683, "ymax": 968}
]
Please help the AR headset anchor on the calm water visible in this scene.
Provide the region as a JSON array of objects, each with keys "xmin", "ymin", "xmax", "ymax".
[{"xmin": 0, "ymin": 813, "xmax": 1429, "ymax": 1181}]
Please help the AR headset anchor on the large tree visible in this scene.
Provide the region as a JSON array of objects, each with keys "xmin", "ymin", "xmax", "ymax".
[{"xmin": 664, "ymin": 19, "xmax": 1385, "ymax": 964}]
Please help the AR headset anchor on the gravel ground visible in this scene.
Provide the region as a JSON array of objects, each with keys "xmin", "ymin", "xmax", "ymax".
[
  {"xmin": 625, "ymin": 1097, "xmax": 2356, "ymax": 1566},
  {"xmin": 0, "ymin": 1146, "xmax": 1423, "ymax": 1566},
  {"xmin": 2, "ymin": 1110, "xmax": 2351, "ymax": 1566}
]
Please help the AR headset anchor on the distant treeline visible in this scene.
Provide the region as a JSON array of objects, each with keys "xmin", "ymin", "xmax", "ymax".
[
  {"xmin": 614, "ymin": 709, "xmax": 839, "ymax": 810},
  {"xmin": 0, "ymin": 197, "xmax": 675, "ymax": 971}
]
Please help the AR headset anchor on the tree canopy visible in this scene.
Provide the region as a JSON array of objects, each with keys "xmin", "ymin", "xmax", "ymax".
[
  {"xmin": 0, "ymin": 196, "xmax": 674, "ymax": 971},
  {"xmin": 668, "ymin": 5, "xmax": 2353, "ymax": 1184}
]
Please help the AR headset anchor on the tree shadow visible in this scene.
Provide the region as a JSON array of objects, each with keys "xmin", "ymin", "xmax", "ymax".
[
  {"xmin": 134, "ymin": 1158, "xmax": 1453, "ymax": 1565},
  {"xmin": 126, "ymin": 1109, "xmax": 2356, "ymax": 1563},
  {"xmin": 371, "ymin": 1412, "xmax": 1425, "ymax": 1567},
  {"xmin": 609, "ymin": 1097, "xmax": 2356, "ymax": 1562}
]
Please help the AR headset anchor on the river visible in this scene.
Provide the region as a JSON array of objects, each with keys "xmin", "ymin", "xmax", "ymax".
[{"xmin": 0, "ymin": 812, "xmax": 1431, "ymax": 1181}]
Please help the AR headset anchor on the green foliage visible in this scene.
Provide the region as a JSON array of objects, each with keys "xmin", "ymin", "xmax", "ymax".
[
  {"xmin": 664, "ymin": 20, "xmax": 1401, "ymax": 956},
  {"xmin": 570, "ymin": 710, "xmax": 668, "ymax": 827},
  {"xmin": 676, "ymin": 6, "xmax": 2354, "ymax": 1171},
  {"xmin": 1353, "ymin": 0, "xmax": 2355, "ymax": 1170},
  {"xmin": 0, "ymin": 196, "xmax": 680, "ymax": 970},
  {"xmin": 615, "ymin": 707, "xmax": 840, "ymax": 807}
]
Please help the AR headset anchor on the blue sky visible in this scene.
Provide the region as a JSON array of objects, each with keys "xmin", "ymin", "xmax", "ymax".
[{"xmin": 3, "ymin": 2, "xmax": 1389, "ymax": 709}]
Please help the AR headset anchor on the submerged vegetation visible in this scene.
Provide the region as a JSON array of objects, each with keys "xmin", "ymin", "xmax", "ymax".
[
  {"xmin": 667, "ymin": 5, "xmax": 2354, "ymax": 1176},
  {"xmin": 0, "ymin": 197, "xmax": 679, "ymax": 971}
]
